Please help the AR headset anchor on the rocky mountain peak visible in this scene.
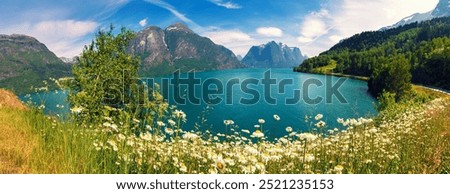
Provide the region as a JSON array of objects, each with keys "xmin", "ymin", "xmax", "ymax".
[
  {"xmin": 385, "ymin": 0, "xmax": 450, "ymax": 29},
  {"xmin": 165, "ymin": 22, "xmax": 194, "ymax": 33},
  {"xmin": 242, "ymin": 41, "xmax": 305, "ymax": 68},
  {"xmin": 0, "ymin": 34, "xmax": 49, "ymax": 52},
  {"xmin": 128, "ymin": 23, "xmax": 243, "ymax": 76}
]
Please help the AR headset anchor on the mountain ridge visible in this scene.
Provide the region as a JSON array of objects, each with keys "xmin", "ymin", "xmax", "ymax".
[
  {"xmin": 128, "ymin": 23, "xmax": 245, "ymax": 76},
  {"xmin": 242, "ymin": 41, "xmax": 306, "ymax": 68},
  {"xmin": 0, "ymin": 34, "xmax": 72, "ymax": 94},
  {"xmin": 385, "ymin": 0, "xmax": 449, "ymax": 29}
]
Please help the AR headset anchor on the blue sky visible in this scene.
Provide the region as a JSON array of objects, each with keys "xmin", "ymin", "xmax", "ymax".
[{"xmin": 0, "ymin": 0, "xmax": 439, "ymax": 57}]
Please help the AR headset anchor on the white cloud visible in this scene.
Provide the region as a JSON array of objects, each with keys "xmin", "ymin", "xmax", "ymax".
[
  {"xmin": 297, "ymin": 9, "xmax": 332, "ymax": 45},
  {"xmin": 203, "ymin": 29, "xmax": 255, "ymax": 55},
  {"xmin": 203, "ymin": 28, "xmax": 302, "ymax": 57},
  {"xmin": 210, "ymin": 0, "xmax": 242, "ymax": 9},
  {"xmin": 256, "ymin": 27, "xmax": 283, "ymax": 37},
  {"xmin": 139, "ymin": 18, "xmax": 148, "ymax": 27},
  {"xmin": 298, "ymin": 0, "xmax": 439, "ymax": 56},
  {"xmin": 145, "ymin": 0, "xmax": 194, "ymax": 24},
  {"xmin": 1, "ymin": 20, "xmax": 98, "ymax": 57}
]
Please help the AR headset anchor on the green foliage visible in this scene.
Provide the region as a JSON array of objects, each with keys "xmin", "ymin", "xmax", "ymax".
[
  {"xmin": 0, "ymin": 49, "xmax": 71, "ymax": 95},
  {"xmin": 68, "ymin": 26, "xmax": 144, "ymax": 124},
  {"xmin": 376, "ymin": 91, "xmax": 396, "ymax": 111},
  {"xmin": 368, "ymin": 55, "xmax": 412, "ymax": 100},
  {"xmin": 295, "ymin": 17, "xmax": 450, "ymax": 93}
]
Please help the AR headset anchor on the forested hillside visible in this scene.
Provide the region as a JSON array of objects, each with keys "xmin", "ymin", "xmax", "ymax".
[{"xmin": 295, "ymin": 17, "xmax": 450, "ymax": 93}]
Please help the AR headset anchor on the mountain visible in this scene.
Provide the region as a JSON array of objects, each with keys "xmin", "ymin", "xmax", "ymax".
[
  {"xmin": 386, "ymin": 0, "xmax": 450, "ymax": 29},
  {"xmin": 128, "ymin": 23, "xmax": 245, "ymax": 76},
  {"xmin": 0, "ymin": 34, "xmax": 71, "ymax": 95},
  {"xmin": 242, "ymin": 41, "xmax": 305, "ymax": 68},
  {"xmin": 60, "ymin": 57, "xmax": 77, "ymax": 64},
  {"xmin": 296, "ymin": 17, "xmax": 450, "ymax": 91}
]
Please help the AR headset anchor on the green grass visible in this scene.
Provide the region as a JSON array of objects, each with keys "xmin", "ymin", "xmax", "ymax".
[
  {"xmin": 313, "ymin": 62, "xmax": 337, "ymax": 74},
  {"xmin": 1, "ymin": 88, "xmax": 449, "ymax": 174}
]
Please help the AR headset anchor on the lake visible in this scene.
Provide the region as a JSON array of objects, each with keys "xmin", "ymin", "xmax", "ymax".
[{"xmin": 20, "ymin": 68, "xmax": 377, "ymax": 139}]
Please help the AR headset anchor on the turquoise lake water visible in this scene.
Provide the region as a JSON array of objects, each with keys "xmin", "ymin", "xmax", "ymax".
[{"xmin": 20, "ymin": 68, "xmax": 377, "ymax": 139}]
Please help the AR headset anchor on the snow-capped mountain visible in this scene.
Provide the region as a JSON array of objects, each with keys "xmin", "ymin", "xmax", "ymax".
[{"xmin": 385, "ymin": 0, "xmax": 450, "ymax": 29}]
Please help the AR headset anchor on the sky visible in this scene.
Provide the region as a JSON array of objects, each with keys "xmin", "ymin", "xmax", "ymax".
[{"xmin": 0, "ymin": 0, "xmax": 439, "ymax": 58}]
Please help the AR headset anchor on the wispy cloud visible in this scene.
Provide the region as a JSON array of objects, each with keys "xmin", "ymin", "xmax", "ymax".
[
  {"xmin": 209, "ymin": 0, "xmax": 242, "ymax": 9},
  {"xmin": 256, "ymin": 27, "xmax": 283, "ymax": 37},
  {"xmin": 2, "ymin": 20, "xmax": 99, "ymax": 57},
  {"xmin": 139, "ymin": 18, "xmax": 148, "ymax": 27},
  {"xmin": 203, "ymin": 29, "xmax": 255, "ymax": 55},
  {"xmin": 145, "ymin": 0, "xmax": 194, "ymax": 24},
  {"xmin": 298, "ymin": 0, "xmax": 439, "ymax": 56}
]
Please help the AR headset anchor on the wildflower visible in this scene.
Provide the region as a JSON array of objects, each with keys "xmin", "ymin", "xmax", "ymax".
[
  {"xmin": 337, "ymin": 118, "xmax": 344, "ymax": 124},
  {"xmin": 165, "ymin": 127, "xmax": 174, "ymax": 135},
  {"xmin": 273, "ymin": 114, "xmax": 280, "ymax": 121},
  {"xmin": 209, "ymin": 168, "xmax": 218, "ymax": 174},
  {"xmin": 315, "ymin": 121, "xmax": 326, "ymax": 128},
  {"xmin": 369, "ymin": 127, "xmax": 378, "ymax": 134},
  {"xmin": 118, "ymin": 134, "xmax": 126, "ymax": 140},
  {"xmin": 364, "ymin": 159, "xmax": 372, "ymax": 164},
  {"xmin": 145, "ymin": 125, "xmax": 152, "ymax": 131},
  {"xmin": 179, "ymin": 163, "xmax": 187, "ymax": 173},
  {"xmin": 244, "ymin": 146, "xmax": 259, "ymax": 155},
  {"xmin": 103, "ymin": 122, "xmax": 112, "ymax": 128},
  {"xmin": 343, "ymin": 119, "xmax": 350, "ymax": 126},
  {"xmin": 110, "ymin": 124, "xmax": 118, "ymax": 131},
  {"xmin": 182, "ymin": 132, "xmax": 199, "ymax": 140},
  {"xmin": 297, "ymin": 133, "xmax": 318, "ymax": 141},
  {"xmin": 258, "ymin": 119, "xmax": 265, "ymax": 124},
  {"xmin": 315, "ymin": 114, "xmax": 323, "ymax": 121},
  {"xmin": 126, "ymin": 139, "xmax": 135, "ymax": 146},
  {"xmin": 304, "ymin": 154, "xmax": 315, "ymax": 162},
  {"xmin": 254, "ymin": 125, "xmax": 260, "ymax": 128},
  {"xmin": 133, "ymin": 118, "xmax": 140, "ymax": 123},
  {"xmin": 255, "ymin": 162, "xmax": 265, "ymax": 171},
  {"xmin": 243, "ymin": 165, "xmax": 257, "ymax": 174},
  {"xmin": 214, "ymin": 159, "xmax": 226, "ymax": 172},
  {"xmin": 334, "ymin": 165, "xmax": 344, "ymax": 174},
  {"xmin": 224, "ymin": 120, "xmax": 234, "ymax": 126},
  {"xmin": 140, "ymin": 132, "xmax": 152, "ymax": 141},
  {"xmin": 224, "ymin": 158, "xmax": 235, "ymax": 166},
  {"xmin": 168, "ymin": 119, "xmax": 176, "ymax": 126},
  {"xmin": 252, "ymin": 130, "xmax": 265, "ymax": 138},
  {"xmin": 107, "ymin": 140, "xmax": 118, "ymax": 151},
  {"xmin": 173, "ymin": 109, "xmax": 187, "ymax": 121},
  {"xmin": 241, "ymin": 129, "xmax": 250, "ymax": 134},
  {"xmin": 286, "ymin": 126, "xmax": 293, "ymax": 133},
  {"xmin": 157, "ymin": 121, "xmax": 166, "ymax": 127}
]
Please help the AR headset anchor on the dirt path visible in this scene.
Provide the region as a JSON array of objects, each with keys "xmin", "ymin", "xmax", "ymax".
[{"xmin": 0, "ymin": 89, "xmax": 35, "ymax": 173}]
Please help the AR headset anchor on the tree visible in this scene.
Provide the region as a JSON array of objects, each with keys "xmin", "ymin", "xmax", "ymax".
[
  {"xmin": 68, "ymin": 26, "xmax": 142, "ymax": 123},
  {"xmin": 368, "ymin": 55, "xmax": 412, "ymax": 101}
]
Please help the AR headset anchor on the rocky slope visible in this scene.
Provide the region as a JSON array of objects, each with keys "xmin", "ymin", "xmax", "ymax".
[
  {"xmin": 0, "ymin": 34, "xmax": 71, "ymax": 94},
  {"xmin": 128, "ymin": 23, "xmax": 245, "ymax": 76}
]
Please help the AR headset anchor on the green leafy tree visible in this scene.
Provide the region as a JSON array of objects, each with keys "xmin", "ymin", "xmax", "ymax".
[
  {"xmin": 368, "ymin": 55, "xmax": 412, "ymax": 101},
  {"xmin": 68, "ymin": 26, "xmax": 142, "ymax": 123}
]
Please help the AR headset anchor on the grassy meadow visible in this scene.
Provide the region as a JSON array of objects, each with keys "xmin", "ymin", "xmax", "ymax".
[{"xmin": 0, "ymin": 85, "xmax": 448, "ymax": 174}]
